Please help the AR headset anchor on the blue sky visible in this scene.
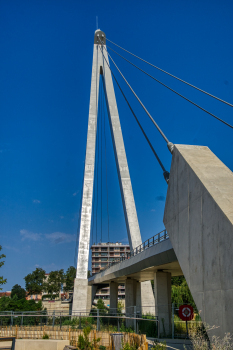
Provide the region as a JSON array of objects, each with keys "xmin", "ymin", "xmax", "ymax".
[{"xmin": 1, "ymin": 0, "xmax": 233, "ymax": 291}]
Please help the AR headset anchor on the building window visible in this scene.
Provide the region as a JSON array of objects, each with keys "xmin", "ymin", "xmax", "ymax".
[
  {"xmin": 101, "ymin": 248, "xmax": 107, "ymax": 251},
  {"xmin": 101, "ymin": 263, "xmax": 107, "ymax": 266},
  {"xmin": 101, "ymin": 253, "xmax": 108, "ymax": 256},
  {"xmin": 94, "ymin": 253, "xmax": 99, "ymax": 256},
  {"xmin": 101, "ymin": 258, "xmax": 108, "ymax": 261}
]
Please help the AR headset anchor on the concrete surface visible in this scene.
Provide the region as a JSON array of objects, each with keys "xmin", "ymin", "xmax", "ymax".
[
  {"xmin": 88, "ymin": 238, "xmax": 180, "ymax": 285},
  {"xmin": 0, "ymin": 340, "xmax": 68, "ymax": 350},
  {"xmin": 72, "ymin": 278, "xmax": 92, "ymax": 313},
  {"xmin": 154, "ymin": 272, "xmax": 171, "ymax": 336},
  {"xmin": 109, "ymin": 281, "xmax": 118, "ymax": 311},
  {"xmin": 164, "ymin": 144, "xmax": 233, "ymax": 339}
]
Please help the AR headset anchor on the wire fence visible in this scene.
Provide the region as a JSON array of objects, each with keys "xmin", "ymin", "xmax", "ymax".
[
  {"xmin": 0, "ymin": 304, "xmax": 205, "ymax": 340},
  {"xmin": 0, "ymin": 311, "xmax": 159, "ymax": 339}
]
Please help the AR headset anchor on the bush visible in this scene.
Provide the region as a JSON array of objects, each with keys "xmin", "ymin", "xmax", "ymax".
[
  {"xmin": 42, "ymin": 333, "xmax": 49, "ymax": 339},
  {"xmin": 151, "ymin": 341, "xmax": 166, "ymax": 350}
]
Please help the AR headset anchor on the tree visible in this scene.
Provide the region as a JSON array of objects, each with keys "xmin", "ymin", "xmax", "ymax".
[
  {"xmin": 0, "ymin": 295, "xmax": 43, "ymax": 312},
  {"xmin": 11, "ymin": 284, "xmax": 26, "ymax": 300},
  {"xmin": 0, "ymin": 245, "xmax": 7, "ymax": 290},
  {"xmin": 43, "ymin": 269, "xmax": 64, "ymax": 299},
  {"xmin": 63, "ymin": 266, "xmax": 76, "ymax": 293},
  {"xmin": 24, "ymin": 268, "xmax": 46, "ymax": 295},
  {"xmin": 171, "ymin": 276, "xmax": 196, "ymax": 308}
]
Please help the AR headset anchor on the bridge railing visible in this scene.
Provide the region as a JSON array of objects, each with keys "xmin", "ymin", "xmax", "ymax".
[{"xmin": 92, "ymin": 229, "xmax": 168, "ymax": 276}]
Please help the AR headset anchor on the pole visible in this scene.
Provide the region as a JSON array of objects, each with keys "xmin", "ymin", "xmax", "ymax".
[
  {"xmin": 186, "ymin": 319, "xmax": 188, "ymax": 338},
  {"xmin": 97, "ymin": 309, "xmax": 100, "ymax": 331},
  {"xmin": 172, "ymin": 304, "xmax": 174, "ymax": 339}
]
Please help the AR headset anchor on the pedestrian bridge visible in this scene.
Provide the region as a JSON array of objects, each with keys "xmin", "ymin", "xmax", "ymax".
[{"xmin": 88, "ymin": 231, "xmax": 182, "ymax": 285}]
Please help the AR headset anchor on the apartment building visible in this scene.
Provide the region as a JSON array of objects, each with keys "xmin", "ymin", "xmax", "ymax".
[{"xmin": 91, "ymin": 242, "xmax": 130, "ymax": 300}]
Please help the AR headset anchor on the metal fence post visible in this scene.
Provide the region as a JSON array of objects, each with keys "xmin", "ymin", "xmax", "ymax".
[
  {"xmin": 11, "ymin": 311, "xmax": 13, "ymax": 328},
  {"xmin": 134, "ymin": 306, "xmax": 136, "ymax": 332},
  {"xmin": 97, "ymin": 309, "xmax": 100, "ymax": 331},
  {"xmin": 172, "ymin": 304, "xmax": 174, "ymax": 339},
  {"xmin": 52, "ymin": 311, "xmax": 55, "ymax": 328},
  {"xmin": 21, "ymin": 312, "xmax": 23, "ymax": 327}
]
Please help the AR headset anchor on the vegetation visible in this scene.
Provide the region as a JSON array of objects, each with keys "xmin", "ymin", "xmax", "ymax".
[
  {"xmin": 42, "ymin": 333, "xmax": 49, "ymax": 339},
  {"xmin": 151, "ymin": 341, "xmax": 166, "ymax": 350},
  {"xmin": 171, "ymin": 276, "xmax": 196, "ymax": 308},
  {"xmin": 0, "ymin": 295, "xmax": 43, "ymax": 312},
  {"xmin": 43, "ymin": 269, "xmax": 64, "ymax": 299},
  {"xmin": 184, "ymin": 326, "xmax": 233, "ymax": 350},
  {"xmin": 63, "ymin": 266, "xmax": 76, "ymax": 293},
  {"xmin": 0, "ymin": 245, "xmax": 7, "ymax": 290},
  {"xmin": 24, "ymin": 268, "xmax": 46, "ymax": 295},
  {"xmin": 76, "ymin": 326, "xmax": 100, "ymax": 350},
  {"xmin": 96, "ymin": 298, "xmax": 106, "ymax": 311},
  {"xmin": 11, "ymin": 284, "xmax": 26, "ymax": 300}
]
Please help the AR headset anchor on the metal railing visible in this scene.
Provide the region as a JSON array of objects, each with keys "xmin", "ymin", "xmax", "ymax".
[{"xmin": 92, "ymin": 229, "xmax": 168, "ymax": 276}]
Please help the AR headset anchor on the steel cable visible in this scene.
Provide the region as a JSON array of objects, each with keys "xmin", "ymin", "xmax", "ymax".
[
  {"xmin": 106, "ymin": 45, "xmax": 233, "ymax": 130},
  {"xmin": 106, "ymin": 38, "xmax": 233, "ymax": 107},
  {"xmin": 98, "ymin": 40, "xmax": 174, "ymax": 153},
  {"xmin": 100, "ymin": 44, "xmax": 170, "ymax": 184}
]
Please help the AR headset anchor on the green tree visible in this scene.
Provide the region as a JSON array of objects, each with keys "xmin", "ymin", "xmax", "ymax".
[
  {"xmin": 0, "ymin": 295, "xmax": 43, "ymax": 312},
  {"xmin": 24, "ymin": 268, "xmax": 46, "ymax": 295},
  {"xmin": 63, "ymin": 266, "xmax": 76, "ymax": 293},
  {"xmin": 11, "ymin": 284, "xmax": 26, "ymax": 300},
  {"xmin": 43, "ymin": 269, "xmax": 64, "ymax": 299},
  {"xmin": 171, "ymin": 276, "xmax": 196, "ymax": 308},
  {"xmin": 0, "ymin": 245, "xmax": 7, "ymax": 290},
  {"xmin": 96, "ymin": 298, "xmax": 106, "ymax": 312}
]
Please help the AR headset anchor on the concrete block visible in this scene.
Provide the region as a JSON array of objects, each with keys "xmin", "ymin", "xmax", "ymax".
[
  {"xmin": 164, "ymin": 144, "xmax": 233, "ymax": 339},
  {"xmin": 154, "ymin": 272, "xmax": 171, "ymax": 336},
  {"xmin": 72, "ymin": 278, "xmax": 92, "ymax": 314}
]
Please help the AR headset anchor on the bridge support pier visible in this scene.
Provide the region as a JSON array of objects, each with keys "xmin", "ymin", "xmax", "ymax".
[
  {"xmin": 72, "ymin": 279, "xmax": 92, "ymax": 314},
  {"xmin": 125, "ymin": 278, "xmax": 137, "ymax": 330},
  {"xmin": 109, "ymin": 281, "xmax": 118, "ymax": 313},
  {"xmin": 154, "ymin": 271, "xmax": 171, "ymax": 337}
]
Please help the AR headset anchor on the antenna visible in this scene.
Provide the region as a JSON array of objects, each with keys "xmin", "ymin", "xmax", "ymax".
[{"xmin": 96, "ymin": 16, "xmax": 98, "ymax": 30}]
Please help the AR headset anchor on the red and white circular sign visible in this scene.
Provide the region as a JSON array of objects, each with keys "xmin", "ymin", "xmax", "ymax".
[{"xmin": 179, "ymin": 305, "xmax": 194, "ymax": 321}]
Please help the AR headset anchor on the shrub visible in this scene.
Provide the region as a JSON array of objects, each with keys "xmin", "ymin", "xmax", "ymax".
[
  {"xmin": 42, "ymin": 333, "xmax": 49, "ymax": 339},
  {"xmin": 151, "ymin": 341, "xmax": 166, "ymax": 350}
]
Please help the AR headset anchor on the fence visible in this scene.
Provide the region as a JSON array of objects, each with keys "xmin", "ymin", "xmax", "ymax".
[
  {"xmin": 0, "ymin": 327, "xmax": 148, "ymax": 350},
  {"xmin": 0, "ymin": 311, "xmax": 159, "ymax": 339}
]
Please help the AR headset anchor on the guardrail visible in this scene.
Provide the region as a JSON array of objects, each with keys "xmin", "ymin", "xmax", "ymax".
[{"xmin": 92, "ymin": 229, "xmax": 168, "ymax": 276}]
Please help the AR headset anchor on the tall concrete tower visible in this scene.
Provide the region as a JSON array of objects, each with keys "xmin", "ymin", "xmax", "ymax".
[{"xmin": 72, "ymin": 30, "xmax": 154, "ymax": 313}]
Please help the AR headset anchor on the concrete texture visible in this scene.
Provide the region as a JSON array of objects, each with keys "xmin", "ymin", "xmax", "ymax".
[
  {"xmin": 101, "ymin": 40, "xmax": 141, "ymax": 250},
  {"xmin": 73, "ymin": 32, "xmax": 104, "ymax": 313},
  {"xmin": 72, "ymin": 278, "xmax": 92, "ymax": 313},
  {"xmin": 74, "ymin": 29, "xmax": 154, "ymax": 312},
  {"xmin": 154, "ymin": 272, "xmax": 171, "ymax": 336},
  {"xmin": 0, "ymin": 340, "xmax": 68, "ymax": 350},
  {"xmin": 109, "ymin": 281, "xmax": 118, "ymax": 312},
  {"xmin": 164, "ymin": 144, "xmax": 233, "ymax": 339},
  {"xmin": 125, "ymin": 278, "xmax": 137, "ymax": 328},
  {"xmin": 88, "ymin": 238, "xmax": 180, "ymax": 285}
]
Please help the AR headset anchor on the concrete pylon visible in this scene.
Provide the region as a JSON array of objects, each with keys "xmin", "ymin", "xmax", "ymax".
[
  {"xmin": 72, "ymin": 30, "xmax": 155, "ymax": 313},
  {"xmin": 164, "ymin": 144, "xmax": 233, "ymax": 339}
]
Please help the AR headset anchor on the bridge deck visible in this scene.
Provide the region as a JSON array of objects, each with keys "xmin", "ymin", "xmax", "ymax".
[{"xmin": 88, "ymin": 238, "xmax": 182, "ymax": 285}]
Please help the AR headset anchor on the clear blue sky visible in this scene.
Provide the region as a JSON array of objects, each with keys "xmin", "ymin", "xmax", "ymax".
[{"xmin": 1, "ymin": 0, "xmax": 232, "ymax": 291}]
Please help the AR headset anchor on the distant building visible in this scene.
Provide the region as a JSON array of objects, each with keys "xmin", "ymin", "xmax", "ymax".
[
  {"xmin": 0, "ymin": 291, "xmax": 11, "ymax": 298},
  {"xmin": 90, "ymin": 242, "xmax": 130, "ymax": 300}
]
